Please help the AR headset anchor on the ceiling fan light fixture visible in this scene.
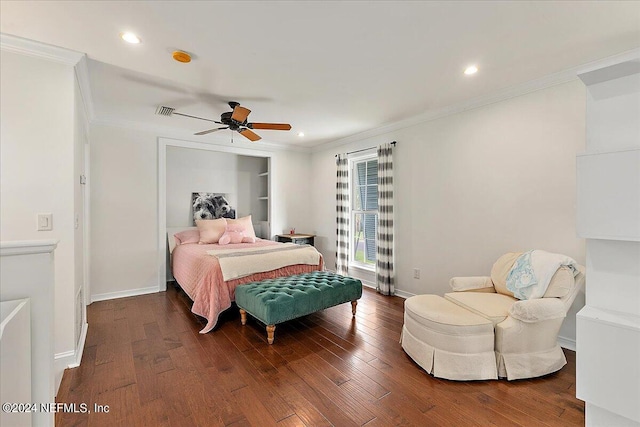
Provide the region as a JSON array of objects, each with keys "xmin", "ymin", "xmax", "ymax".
[
  {"xmin": 172, "ymin": 50, "xmax": 192, "ymax": 63},
  {"xmin": 120, "ymin": 32, "xmax": 141, "ymax": 44},
  {"xmin": 298, "ymin": 132, "xmax": 305, "ymax": 137}
]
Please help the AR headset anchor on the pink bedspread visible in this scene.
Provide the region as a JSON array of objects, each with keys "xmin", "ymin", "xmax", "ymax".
[{"xmin": 171, "ymin": 239, "xmax": 323, "ymax": 333}]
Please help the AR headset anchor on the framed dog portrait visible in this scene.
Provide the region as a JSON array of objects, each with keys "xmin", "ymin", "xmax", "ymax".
[{"xmin": 191, "ymin": 192, "xmax": 237, "ymax": 225}]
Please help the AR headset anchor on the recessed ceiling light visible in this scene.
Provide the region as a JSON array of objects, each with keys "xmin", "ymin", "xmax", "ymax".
[
  {"xmin": 464, "ymin": 65, "xmax": 478, "ymax": 75},
  {"xmin": 120, "ymin": 32, "xmax": 141, "ymax": 44},
  {"xmin": 298, "ymin": 132, "xmax": 305, "ymax": 137}
]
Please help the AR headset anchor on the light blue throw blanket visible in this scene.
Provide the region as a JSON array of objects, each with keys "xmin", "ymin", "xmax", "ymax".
[
  {"xmin": 506, "ymin": 250, "xmax": 578, "ymax": 300},
  {"xmin": 506, "ymin": 250, "xmax": 537, "ymax": 300}
]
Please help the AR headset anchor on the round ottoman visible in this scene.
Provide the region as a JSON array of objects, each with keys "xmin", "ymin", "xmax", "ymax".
[{"xmin": 401, "ymin": 294, "xmax": 498, "ymax": 380}]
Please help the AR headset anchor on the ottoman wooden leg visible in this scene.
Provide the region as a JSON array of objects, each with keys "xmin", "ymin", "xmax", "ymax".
[
  {"xmin": 266, "ymin": 325, "xmax": 276, "ymax": 344},
  {"xmin": 240, "ymin": 309, "xmax": 247, "ymax": 325},
  {"xmin": 351, "ymin": 300, "xmax": 358, "ymax": 316}
]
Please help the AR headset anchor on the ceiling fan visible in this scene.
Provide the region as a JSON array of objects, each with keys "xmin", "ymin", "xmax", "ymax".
[{"xmin": 155, "ymin": 101, "xmax": 291, "ymax": 142}]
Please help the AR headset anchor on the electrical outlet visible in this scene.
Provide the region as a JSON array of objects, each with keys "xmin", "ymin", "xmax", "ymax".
[{"xmin": 413, "ymin": 268, "xmax": 420, "ymax": 279}]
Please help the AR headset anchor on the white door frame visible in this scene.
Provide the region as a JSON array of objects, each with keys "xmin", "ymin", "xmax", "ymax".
[{"xmin": 82, "ymin": 143, "xmax": 90, "ymax": 308}]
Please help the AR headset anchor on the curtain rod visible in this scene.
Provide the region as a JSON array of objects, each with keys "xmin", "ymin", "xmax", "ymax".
[{"xmin": 335, "ymin": 141, "xmax": 396, "ymax": 158}]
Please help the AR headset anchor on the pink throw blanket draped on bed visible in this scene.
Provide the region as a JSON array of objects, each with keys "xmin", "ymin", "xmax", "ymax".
[{"xmin": 171, "ymin": 239, "xmax": 323, "ymax": 333}]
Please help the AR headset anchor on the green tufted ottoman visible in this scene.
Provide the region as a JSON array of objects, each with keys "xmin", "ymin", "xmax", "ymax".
[{"xmin": 235, "ymin": 271, "xmax": 363, "ymax": 344}]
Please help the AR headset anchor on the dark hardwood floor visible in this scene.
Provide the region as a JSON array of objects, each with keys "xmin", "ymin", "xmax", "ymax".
[{"xmin": 56, "ymin": 284, "xmax": 584, "ymax": 426}]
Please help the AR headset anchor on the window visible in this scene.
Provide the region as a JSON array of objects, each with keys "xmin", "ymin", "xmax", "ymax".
[{"xmin": 350, "ymin": 156, "xmax": 377, "ymax": 270}]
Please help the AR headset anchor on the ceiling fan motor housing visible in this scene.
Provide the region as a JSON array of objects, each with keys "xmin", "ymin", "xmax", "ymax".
[
  {"xmin": 220, "ymin": 111, "xmax": 244, "ymax": 130},
  {"xmin": 220, "ymin": 111, "xmax": 233, "ymax": 124}
]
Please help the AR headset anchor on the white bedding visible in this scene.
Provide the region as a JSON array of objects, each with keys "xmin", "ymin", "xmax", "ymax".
[{"xmin": 207, "ymin": 243, "xmax": 321, "ymax": 281}]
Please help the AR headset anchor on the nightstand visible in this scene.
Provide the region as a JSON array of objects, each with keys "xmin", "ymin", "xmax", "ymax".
[{"xmin": 276, "ymin": 233, "xmax": 315, "ymax": 246}]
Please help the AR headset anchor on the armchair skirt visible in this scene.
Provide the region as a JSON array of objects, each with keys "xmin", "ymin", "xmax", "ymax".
[{"xmin": 401, "ymin": 295, "xmax": 498, "ymax": 381}]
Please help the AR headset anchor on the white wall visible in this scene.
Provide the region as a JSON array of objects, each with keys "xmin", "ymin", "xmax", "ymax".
[
  {"xmin": 311, "ymin": 80, "xmax": 587, "ymax": 343},
  {"xmin": 90, "ymin": 124, "xmax": 160, "ymax": 300},
  {"xmin": 90, "ymin": 125, "xmax": 313, "ymax": 299},
  {"xmin": 270, "ymin": 150, "xmax": 313, "ymax": 238},
  {"xmin": 0, "ymin": 50, "xmax": 78, "ymax": 363},
  {"xmin": 166, "ymin": 146, "xmax": 238, "ymax": 226}
]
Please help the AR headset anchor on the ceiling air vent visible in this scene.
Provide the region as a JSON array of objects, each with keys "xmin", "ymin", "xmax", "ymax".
[{"xmin": 155, "ymin": 105, "xmax": 175, "ymax": 116}]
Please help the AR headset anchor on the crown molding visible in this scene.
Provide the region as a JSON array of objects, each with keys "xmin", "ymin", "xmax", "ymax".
[
  {"xmin": 312, "ymin": 70, "xmax": 577, "ymax": 153},
  {"xmin": 576, "ymin": 47, "xmax": 640, "ymax": 77},
  {"xmin": 311, "ymin": 47, "xmax": 640, "ymax": 154},
  {"xmin": 0, "ymin": 33, "xmax": 311, "ymax": 153},
  {"xmin": 0, "ymin": 33, "xmax": 96, "ymax": 128},
  {"xmin": 0, "ymin": 33, "xmax": 83, "ymax": 65}
]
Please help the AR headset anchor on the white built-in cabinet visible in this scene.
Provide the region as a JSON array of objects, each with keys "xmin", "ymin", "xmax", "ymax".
[
  {"xmin": 577, "ymin": 149, "xmax": 640, "ymax": 241},
  {"xmin": 236, "ymin": 155, "xmax": 270, "ymax": 239},
  {"xmin": 258, "ymin": 171, "xmax": 269, "ymax": 202},
  {"xmin": 576, "ymin": 57, "xmax": 640, "ymax": 426},
  {"xmin": 256, "ymin": 158, "xmax": 271, "ymax": 238}
]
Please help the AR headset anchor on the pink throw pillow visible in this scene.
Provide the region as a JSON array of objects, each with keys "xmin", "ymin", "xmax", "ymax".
[
  {"xmin": 196, "ymin": 218, "xmax": 227, "ymax": 244},
  {"xmin": 225, "ymin": 215, "xmax": 257, "ymax": 240},
  {"xmin": 174, "ymin": 229, "xmax": 200, "ymax": 246},
  {"xmin": 218, "ymin": 225, "xmax": 256, "ymax": 245}
]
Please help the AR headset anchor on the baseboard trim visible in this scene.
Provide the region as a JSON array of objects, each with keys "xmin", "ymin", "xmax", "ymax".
[
  {"xmin": 361, "ymin": 280, "xmax": 376, "ymax": 290},
  {"xmin": 91, "ymin": 286, "xmax": 159, "ymax": 303},
  {"xmin": 54, "ymin": 350, "xmax": 75, "ymax": 360},
  {"xmin": 53, "ymin": 321, "xmax": 89, "ymax": 394},
  {"xmin": 54, "ymin": 350, "xmax": 74, "ymax": 394},
  {"xmin": 69, "ymin": 322, "xmax": 88, "ymax": 368},
  {"xmin": 393, "ymin": 289, "xmax": 415, "ymax": 299},
  {"xmin": 557, "ymin": 335, "xmax": 576, "ymax": 351}
]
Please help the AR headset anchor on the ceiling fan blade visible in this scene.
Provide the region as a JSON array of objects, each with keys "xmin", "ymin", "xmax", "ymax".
[
  {"xmin": 239, "ymin": 128, "xmax": 261, "ymax": 142},
  {"xmin": 248, "ymin": 123, "xmax": 292, "ymax": 131},
  {"xmin": 172, "ymin": 111, "xmax": 224, "ymax": 124},
  {"xmin": 231, "ymin": 106, "xmax": 251, "ymax": 123},
  {"xmin": 194, "ymin": 127, "xmax": 228, "ymax": 135}
]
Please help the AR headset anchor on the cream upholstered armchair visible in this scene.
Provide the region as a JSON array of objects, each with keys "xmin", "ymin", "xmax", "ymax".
[
  {"xmin": 444, "ymin": 252, "xmax": 586, "ymax": 380},
  {"xmin": 401, "ymin": 251, "xmax": 585, "ymax": 380}
]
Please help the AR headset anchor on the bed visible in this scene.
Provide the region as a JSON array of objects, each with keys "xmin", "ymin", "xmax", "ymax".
[{"xmin": 168, "ymin": 227, "xmax": 324, "ymax": 333}]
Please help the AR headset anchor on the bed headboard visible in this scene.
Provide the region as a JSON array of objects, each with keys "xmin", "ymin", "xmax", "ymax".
[{"xmin": 167, "ymin": 226, "xmax": 197, "ymax": 254}]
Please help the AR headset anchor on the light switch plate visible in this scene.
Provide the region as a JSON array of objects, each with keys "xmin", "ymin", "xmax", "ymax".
[{"xmin": 37, "ymin": 213, "xmax": 53, "ymax": 231}]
